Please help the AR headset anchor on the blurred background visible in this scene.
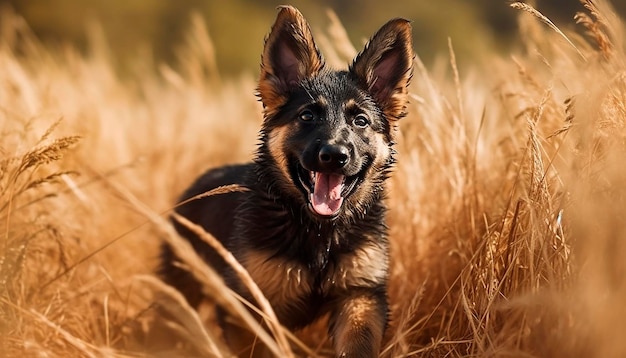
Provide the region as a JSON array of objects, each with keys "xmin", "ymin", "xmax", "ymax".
[{"xmin": 2, "ymin": 0, "xmax": 625, "ymax": 76}]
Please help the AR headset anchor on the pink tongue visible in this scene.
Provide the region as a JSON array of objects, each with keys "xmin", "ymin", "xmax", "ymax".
[{"xmin": 311, "ymin": 173, "xmax": 344, "ymax": 216}]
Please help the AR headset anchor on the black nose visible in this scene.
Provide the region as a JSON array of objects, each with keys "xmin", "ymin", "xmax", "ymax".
[{"xmin": 318, "ymin": 144, "xmax": 350, "ymax": 170}]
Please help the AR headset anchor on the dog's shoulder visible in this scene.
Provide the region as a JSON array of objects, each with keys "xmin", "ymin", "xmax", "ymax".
[
  {"xmin": 174, "ymin": 163, "xmax": 254, "ymax": 245},
  {"xmin": 182, "ymin": 163, "xmax": 254, "ymax": 197}
]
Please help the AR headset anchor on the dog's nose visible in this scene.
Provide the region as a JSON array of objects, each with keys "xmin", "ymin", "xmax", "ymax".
[{"xmin": 318, "ymin": 144, "xmax": 349, "ymax": 170}]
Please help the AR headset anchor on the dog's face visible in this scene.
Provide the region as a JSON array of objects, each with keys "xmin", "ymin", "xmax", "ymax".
[{"xmin": 257, "ymin": 6, "xmax": 413, "ymax": 219}]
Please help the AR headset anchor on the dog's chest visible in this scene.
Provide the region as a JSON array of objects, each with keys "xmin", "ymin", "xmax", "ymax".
[{"xmin": 240, "ymin": 239, "xmax": 387, "ymax": 315}]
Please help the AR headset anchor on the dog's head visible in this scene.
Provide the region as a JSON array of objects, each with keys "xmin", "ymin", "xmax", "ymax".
[{"xmin": 256, "ymin": 6, "xmax": 413, "ymax": 219}]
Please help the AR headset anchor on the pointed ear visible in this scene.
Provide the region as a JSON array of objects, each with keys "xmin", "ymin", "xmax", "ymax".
[
  {"xmin": 350, "ymin": 19, "xmax": 413, "ymax": 122},
  {"xmin": 258, "ymin": 6, "xmax": 325, "ymax": 112}
]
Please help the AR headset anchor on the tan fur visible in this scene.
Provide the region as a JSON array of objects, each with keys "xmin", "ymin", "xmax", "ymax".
[
  {"xmin": 342, "ymin": 132, "xmax": 391, "ymax": 216},
  {"xmin": 325, "ymin": 240, "xmax": 388, "ymax": 292},
  {"xmin": 344, "ymin": 98, "xmax": 358, "ymax": 110},
  {"xmin": 374, "ymin": 132, "xmax": 391, "ymax": 163},
  {"xmin": 240, "ymin": 250, "xmax": 312, "ymax": 313},
  {"xmin": 332, "ymin": 294, "xmax": 385, "ymax": 357},
  {"xmin": 266, "ymin": 126, "xmax": 290, "ymax": 178},
  {"xmin": 242, "ymin": 241, "xmax": 386, "ymax": 308}
]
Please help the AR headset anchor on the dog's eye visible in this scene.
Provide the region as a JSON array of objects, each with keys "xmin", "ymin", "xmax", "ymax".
[
  {"xmin": 353, "ymin": 114, "xmax": 369, "ymax": 128},
  {"xmin": 299, "ymin": 110, "xmax": 315, "ymax": 122}
]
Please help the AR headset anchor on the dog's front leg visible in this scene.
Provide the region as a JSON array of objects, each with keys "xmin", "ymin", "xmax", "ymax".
[{"xmin": 330, "ymin": 288, "xmax": 388, "ymax": 358}]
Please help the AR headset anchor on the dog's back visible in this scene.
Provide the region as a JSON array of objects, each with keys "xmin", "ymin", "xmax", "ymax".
[
  {"xmin": 160, "ymin": 164, "xmax": 250, "ymax": 306},
  {"xmin": 160, "ymin": 6, "xmax": 413, "ymax": 357}
]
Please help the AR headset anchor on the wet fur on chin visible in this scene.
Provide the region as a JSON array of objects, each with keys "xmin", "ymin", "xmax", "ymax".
[{"xmin": 160, "ymin": 5, "xmax": 413, "ymax": 357}]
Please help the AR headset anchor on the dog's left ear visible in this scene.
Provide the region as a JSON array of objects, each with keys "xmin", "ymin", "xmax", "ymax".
[
  {"xmin": 351, "ymin": 19, "xmax": 413, "ymax": 122},
  {"xmin": 259, "ymin": 6, "xmax": 325, "ymax": 113}
]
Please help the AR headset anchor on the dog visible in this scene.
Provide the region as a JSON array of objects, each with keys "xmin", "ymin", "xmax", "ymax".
[{"xmin": 160, "ymin": 6, "xmax": 413, "ymax": 357}]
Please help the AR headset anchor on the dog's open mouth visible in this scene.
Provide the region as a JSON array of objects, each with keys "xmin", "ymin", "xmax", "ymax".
[{"xmin": 295, "ymin": 165, "xmax": 361, "ymax": 217}]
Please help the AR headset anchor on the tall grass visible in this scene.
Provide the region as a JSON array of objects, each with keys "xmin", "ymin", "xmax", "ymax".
[{"xmin": 1, "ymin": 1, "xmax": 626, "ymax": 356}]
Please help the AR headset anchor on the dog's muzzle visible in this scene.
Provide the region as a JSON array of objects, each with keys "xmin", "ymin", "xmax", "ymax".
[{"xmin": 295, "ymin": 164, "xmax": 362, "ymax": 217}]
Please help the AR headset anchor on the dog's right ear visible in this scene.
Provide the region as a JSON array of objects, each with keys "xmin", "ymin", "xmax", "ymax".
[
  {"xmin": 258, "ymin": 6, "xmax": 325, "ymax": 113},
  {"xmin": 350, "ymin": 19, "xmax": 413, "ymax": 124}
]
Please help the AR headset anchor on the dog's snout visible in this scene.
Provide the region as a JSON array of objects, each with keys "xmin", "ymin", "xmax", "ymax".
[{"xmin": 318, "ymin": 144, "xmax": 349, "ymax": 170}]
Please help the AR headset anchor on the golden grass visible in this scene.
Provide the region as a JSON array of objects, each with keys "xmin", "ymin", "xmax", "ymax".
[{"xmin": 2, "ymin": 1, "xmax": 626, "ymax": 357}]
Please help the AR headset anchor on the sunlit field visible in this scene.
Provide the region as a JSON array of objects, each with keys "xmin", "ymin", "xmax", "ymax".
[{"xmin": 2, "ymin": 1, "xmax": 626, "ymax": 357}]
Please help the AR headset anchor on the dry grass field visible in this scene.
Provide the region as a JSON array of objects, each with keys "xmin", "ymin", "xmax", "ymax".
[{"xmin": 2, "ymin": 1, "xmax": 626, "ymax": 357}]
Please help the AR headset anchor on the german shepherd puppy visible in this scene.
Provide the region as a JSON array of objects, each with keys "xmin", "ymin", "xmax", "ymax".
[{"xmin": 160, "ymin": 6, "xmax": 413, "ymax": 357}]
